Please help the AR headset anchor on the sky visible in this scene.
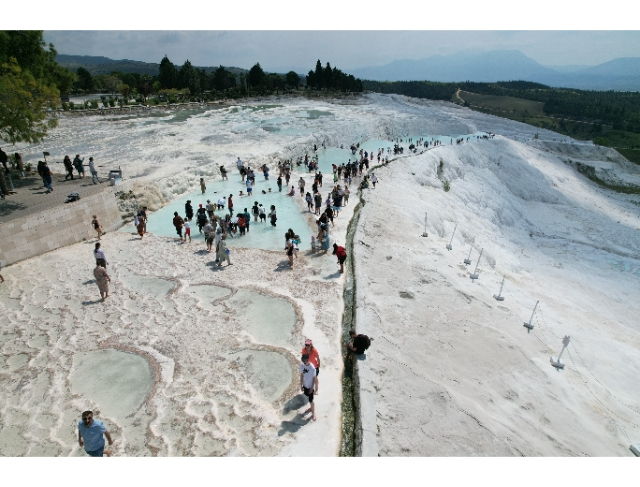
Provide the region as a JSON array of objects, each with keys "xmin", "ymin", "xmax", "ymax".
[{"xmin": 42, "ymin": 30, "xmax": 640, "ymax": 73}]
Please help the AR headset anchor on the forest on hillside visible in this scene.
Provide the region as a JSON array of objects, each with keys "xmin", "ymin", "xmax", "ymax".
[{"xmin": 363, "ymin": 79, "xmax": 640, "ymax": 135}]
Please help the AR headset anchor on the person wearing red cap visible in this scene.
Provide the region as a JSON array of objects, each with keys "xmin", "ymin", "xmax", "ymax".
[{"xmin": 301, "ymin": 339, "xmax": 321, "ymax": 377}]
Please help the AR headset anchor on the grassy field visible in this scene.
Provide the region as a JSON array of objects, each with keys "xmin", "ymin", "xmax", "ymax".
[
  {"xmin": 457, "ymin": 91, "xmax": 546, "ymax": 117},
  {"xmin": 614, "ymin": 148, "xmax": 640, "ymax": 165}
]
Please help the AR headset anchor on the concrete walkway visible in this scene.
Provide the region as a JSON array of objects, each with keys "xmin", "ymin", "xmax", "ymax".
[{"xmin": 1, "ymin": 169, "xmax": 118, "ymax": 224}]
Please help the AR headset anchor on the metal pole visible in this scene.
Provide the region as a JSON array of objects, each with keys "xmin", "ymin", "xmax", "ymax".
[
  {"xmin": 529, "ymin": 301, "xmax": 539, "ymax": 324},
  {"xmin": 494, "ymin": 275, "xmax": 506, "ymax": 301},
  {"xmin": 523, "ymin": 300, "xmax": 539, "ymax": 330},
  {"xmin": 472, "ymin": 248, "xmax": 483, "ymax": 274},
  {"xmin": 446, "ymin": 224, "xmax": 457, "ymax": 250},
  {"xmin": 464, "ymin": 246, "xmax": 472, "ymax": 265},
  {"xmin": 557, "ymin": 336, "xmax": 570, "ymax": 361}
]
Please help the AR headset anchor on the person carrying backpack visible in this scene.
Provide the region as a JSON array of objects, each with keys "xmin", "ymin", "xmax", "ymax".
[{"xmin": 345, "ymin": 329, "xmax": 371, "ymax": 357}]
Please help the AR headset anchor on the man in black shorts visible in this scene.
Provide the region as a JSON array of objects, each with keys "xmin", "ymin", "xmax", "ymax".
[{"xmin": 299, "ymin": 353, "xmax": 318, "ymax": 421}]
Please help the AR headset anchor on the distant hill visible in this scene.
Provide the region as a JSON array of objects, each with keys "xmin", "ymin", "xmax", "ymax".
[
  {"xmin": 56, "ymin": 54, "xmax": 247, "ymax": 76},
  {"xmin": 348, "ymin": 50, "xmax": 640, "ymax": 91}
]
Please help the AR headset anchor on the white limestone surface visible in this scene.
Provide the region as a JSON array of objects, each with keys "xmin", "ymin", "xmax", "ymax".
[{"xmin": 352, "ymin": 136, "xmax": 640, "ymax": 456}]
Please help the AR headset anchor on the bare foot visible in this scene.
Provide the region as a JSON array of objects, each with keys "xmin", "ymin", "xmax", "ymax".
[
  {"xmin": 303, "ymin": 408, "xmax": 312, "ymax": 414},
  {"xmin": 313, "ymin": 414, "xmax": 317, "ymax": 421}
]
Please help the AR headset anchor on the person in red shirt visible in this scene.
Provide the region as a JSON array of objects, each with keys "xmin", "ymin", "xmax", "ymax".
[
  {"xmin": 228, "ymin": 194, "xmax": 234, "ymax": 214},
  {"xmin": 333, "ymin": 243, "xmax": 347, "ymax": 273},
  {"xmin": 301, "ymin": 339, "xmax": 321, "ymax": 377}
]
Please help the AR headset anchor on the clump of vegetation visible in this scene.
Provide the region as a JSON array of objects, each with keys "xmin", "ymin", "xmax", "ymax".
[
  {"xmin": 444, "ymin": 180, "xmax": 451, "ymax": 192},
  {"xmin": 593, "ymin": 136, "xmax": 610, "ymax": 147}
]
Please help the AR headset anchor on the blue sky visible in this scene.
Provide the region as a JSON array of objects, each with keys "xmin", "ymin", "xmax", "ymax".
[{"xmin": 43, "ymin": 31, "xmax": 640, "ymax": 73}]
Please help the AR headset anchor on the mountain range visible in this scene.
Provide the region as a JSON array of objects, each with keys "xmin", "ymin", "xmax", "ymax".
[
  {"xmin": 346, "ymin": 50, "xmax": 640, "ymax": 91},
  {"xmin": 56, "ymin": 54, "xmax": 248, "ymax": 77},
  {"xmin": 57, "ymin": 51, "xmax": 640, "ymax": 91}
]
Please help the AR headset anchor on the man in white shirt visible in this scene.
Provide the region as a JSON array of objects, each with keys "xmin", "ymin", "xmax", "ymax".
[
  {"xmin": 88, "ymin": 157, "xmax": 102, "ymax": 184},
  {"xmin": 236, "ymin": 157, "xmax": 243, "ymax": 170},
  {"xmin": 299, "ymin": 353, "xmax": 319, "ymax": 421},
  {"xmin": 217, "ymin": 196, "xmax": 226, "ymax": 210}
]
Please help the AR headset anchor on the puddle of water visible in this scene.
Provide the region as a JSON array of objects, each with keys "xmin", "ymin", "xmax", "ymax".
[
  {"xmin": 230, "ymin": 350, "xmax": 292, "ymax": 402},
  {"xmin": 70, "ymin": 349, "xmax": 153, "ymax": 420},
  {"xmin": 296, "ymin": 110, "xmax": 332, "ymax": 119},
  {"xmin": 227, "ymin": 289, "xmax": 296, "ymax": 348},
  {"xmin": 183, "ymin": 284, "xmax": 232, "ymax": 312},
  {"xmin": 117, "ymin": 270, "xmax": 176, "ymax": 298}
]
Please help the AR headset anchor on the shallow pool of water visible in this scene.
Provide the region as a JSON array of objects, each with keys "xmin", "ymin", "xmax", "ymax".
[
  {"xmin": 132, "ymin": 176, "xmax": 313, "ymax": 251},
  {"xmin": 230, "ymin": 349, "xmax": 292, "ymax": 402},
  {"xmin": 228, "ymin": 289, "xmax": 296, "ymax": 347},
  {"xmin": 70, "ymin": 349, "xmax": 153, "ymax": 420}
]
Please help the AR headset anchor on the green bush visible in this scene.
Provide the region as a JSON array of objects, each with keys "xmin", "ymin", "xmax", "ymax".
[
  {"xmin": 108, "ymin": 99, "xmax": 115, "ymax": 107},
  {"xmin": 90, "ymin": 100, "xmax": 99, "ymax": 109},
  {"xmin": 61, "ymin": 102, "xmax": 69, "ymax": 111},
  {"xmin": 593, "ymin": 136, "xmax": 610, "ymax": 147},
  {"xmin": 444, "ymin": 180, "xmax": 451, "ymax": 192}
]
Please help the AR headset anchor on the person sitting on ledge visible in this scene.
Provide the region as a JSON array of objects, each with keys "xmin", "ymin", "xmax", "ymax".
[{"xmin": 345, "ymin": 329, "xmax": 371, "ymax": 358}]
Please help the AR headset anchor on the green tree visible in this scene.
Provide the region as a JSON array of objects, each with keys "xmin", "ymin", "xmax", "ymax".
[
  {"xmin": 178, "ymin": 60, "xmax": 200, "ymax": 95},
  {"xmin": 118, "ymin": 83, "xmax": 132, "ymax": 102},
  {"xmin": 306, "ymin": 70, "xmax": 316, "ymax": 89},
  {"xmin": 213, "ymin": 66, "xmax": 236, "ymax": 91},
  {"xmin": 314, "ymin": 60, "xmax": 323, "ymax": 89},
  {"xmin": 0, "ymin": 31, "xmax": 76, "ymax": 144},
  {"xmin": 323, "ymin": 62, "xmax": 333, "ymax": 89},
  {"xmin": 238, "ymin": 73, "xmax": 247, "ymax": 96},
  {"xmin": 0, "ymin": 31, "xmax": 75, "ymax": 94},
  {"xmin": 248, "ymin": 63, "xmax": 265, "ymax": 89},
  {"xmin": 75, "ymin": 67, "xmax": 93, "ymax": 91},
  {"xmin": 0, "ymin": 58, "xmax": 59, "ymax": 144},
  {"xmin": 138, "ymin": 80, "xmax": 154, "ymax": 104},
  {"xmin": 103, "ymin": 75, "xmax": 120, "ymax": 94},
  {"xmin": 158, "ymin": 55, "xmax": 178, "ymax": 89},
  {"xmin": 285, "ymin": 71, "xmax": 300, "ymax": 88}
]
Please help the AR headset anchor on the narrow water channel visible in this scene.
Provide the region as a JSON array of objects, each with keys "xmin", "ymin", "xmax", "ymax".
[{"xmin": 339, "ymin": 201, "xmax": 362, "ymax": 457}]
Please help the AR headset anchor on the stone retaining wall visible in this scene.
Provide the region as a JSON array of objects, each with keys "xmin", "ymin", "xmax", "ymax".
[{"xmin": 0, "ymin": 181, "xmax": 131, "ymax": 266}]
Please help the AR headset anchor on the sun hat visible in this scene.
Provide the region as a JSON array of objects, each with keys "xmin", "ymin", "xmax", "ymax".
[{"xmin": 305, "ymin": 339, "xmax": 312, "ymax": 346}]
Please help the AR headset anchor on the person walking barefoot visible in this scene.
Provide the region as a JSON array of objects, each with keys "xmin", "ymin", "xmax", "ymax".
[
  {"xmin": 93, "ymin": 264, "xmax": 111, "ymax": 302},
  {"xmin": 300, "ymin": 353, "xmax": 318, "ymax": 421},
  {"xmin": 285, "ymin": 233, "xmax": 294, "ymax": 268},
  {"xmin": 301, "ymin": 339, "xmax": 321, "ymax": 381},
  {"xmin": 333, "ymin": 243, "xmax": 347, "ymax": 273},
  {"xmin": 91, "ymin": 215, "xmax": 103, "ymax": 240}
]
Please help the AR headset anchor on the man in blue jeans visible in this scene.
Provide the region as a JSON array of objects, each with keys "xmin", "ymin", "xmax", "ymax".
[
  {"xmin": 88, "ymin": 157, "xmax": 102, "ymax": 184},
  {"xmin": 78, "ymin": 410, "xmax": 113, "ymax": 457}
]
